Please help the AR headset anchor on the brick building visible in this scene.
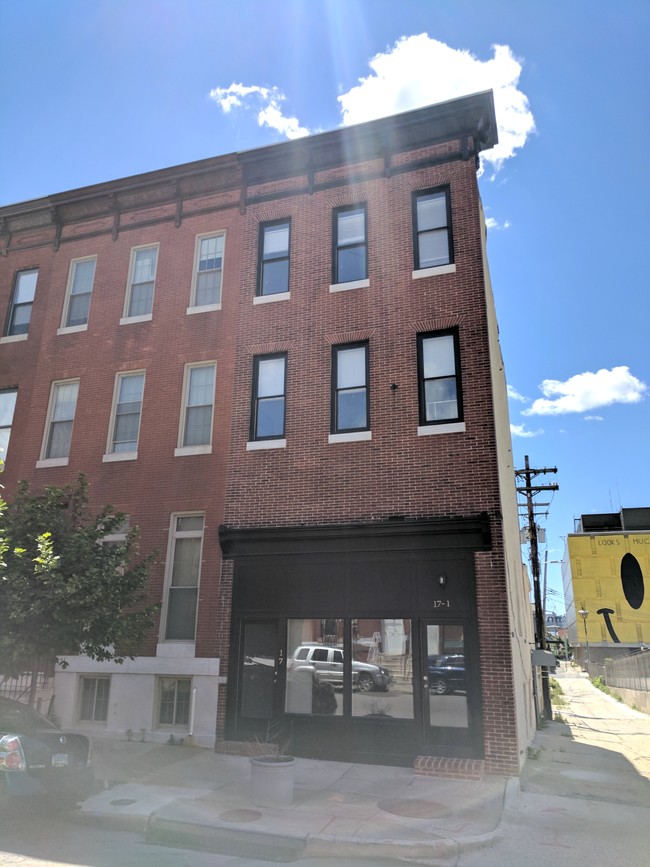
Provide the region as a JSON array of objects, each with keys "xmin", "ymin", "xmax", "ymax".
[{"xmin": 0, "ymin": 91, "xmax": 535, "ymax": 775}]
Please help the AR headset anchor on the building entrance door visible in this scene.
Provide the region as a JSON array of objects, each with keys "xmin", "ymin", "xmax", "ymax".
[
  {"xmin": 238, "ymin": 619, "xmax": 285, "ymax": 726},
  {"xmin": 421, "ymin": 620, "xmax": 474, "ymax": 744}
]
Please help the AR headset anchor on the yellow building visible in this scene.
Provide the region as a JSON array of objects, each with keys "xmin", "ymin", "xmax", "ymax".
[{"xmin": 563, "ymin": 509, "xmax": 650, "ymax": 666}]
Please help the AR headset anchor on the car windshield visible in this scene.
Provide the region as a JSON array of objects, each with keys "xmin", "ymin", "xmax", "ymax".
[{"xmin": 0, "ymin": 698, "xmax": 58, "ymax": 731}]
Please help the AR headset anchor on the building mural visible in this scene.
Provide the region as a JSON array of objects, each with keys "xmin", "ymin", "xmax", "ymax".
[{"xmin": 564, "ymin": 512, "xmax": 650, "ymax": 660}]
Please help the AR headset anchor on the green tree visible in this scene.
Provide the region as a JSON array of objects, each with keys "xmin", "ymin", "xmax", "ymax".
[{"xmin": 0, "ymin": 474, "xmax": 157, "ymax": 699}]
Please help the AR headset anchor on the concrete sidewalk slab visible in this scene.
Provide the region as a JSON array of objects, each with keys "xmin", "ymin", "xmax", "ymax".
[{"xmin": 79, "ymin": 742, "xmax": 513, "ymax": 861}]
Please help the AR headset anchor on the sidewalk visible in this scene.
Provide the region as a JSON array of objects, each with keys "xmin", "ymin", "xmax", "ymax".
[
  {"xmin": 78, "ymin": 739, "xmax": 515, "ymax": 863},
  {"xmin": 74, "ymin": 667, "xmax": 650, "ymax": 864}
]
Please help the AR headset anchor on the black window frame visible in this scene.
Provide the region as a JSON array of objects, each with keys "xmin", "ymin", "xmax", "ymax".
[
  {"xmin": 333, "ymin": 204, "xmax": 368, "ymax": 284},
  {"xmin": 331, "ymin": 341, "xmax": 370, "ymax": 434},
  {"xmin": 250, "ymin": 352, "xmax": 287, "ymax": 441},
  {"xmin": 412, "ymin": 187, "xmax": 453, "ymax": 271},
  {"xmin": 257, "ymin": 219, "xmax": 291, "ymax": 297},
  {"xmin": 417, "ymin": 329, "xmax": 463, "ymax": 426},
  {"xmin": 5, "ymin": 268, "xmax": 38, "ymax": 337}
]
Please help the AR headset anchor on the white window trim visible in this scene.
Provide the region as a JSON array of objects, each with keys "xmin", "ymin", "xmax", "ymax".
[
  {"xmin": 329, "ymin": 278, "xmax": 369, "ymax": 294},
  {"xmin": 0, "ymin": 334, "xmax": 28, "ymax": 344},
  {"xmin": 119, "ymin": 313, "xmax": 153, "ymax": 326},
  {"xmin": 253, "ymin": 291, "xmax": 290, "ymax": 305},
  {"xmin": 60, "ymin": 255, "xmax": 97, "ymax": 331},
  {"xmin": 246, "ymin": 438, "xmax": 286, "ymax": 450},
  {"xmin": 412, "ymin": 263, "xmax": 456, "ymax": 280},
  {"xmin": 186, "ymin": 303, "xmax": 221, "ymax": 315},
  {"xmin": 57, "ymin": 324, "xmax": 88, "ymax": 336},
  {"xmin": 175, "ymin": 444, "xmax": 212, "ymax": 457},
  {"xmin": 328, "ymin": 431, "xmax": 372, "ymax": 444},
  {"xmin": 189, "ymin": 231, "xmax": 225, "ymax": 311},
  {"xmin": 39, "ymin": 378, "xmax": 79, "ymax": 464},
  {"xmin": 102, "ymin": 451, "xmax": 138, "ymax": 463},
  {"xmin": 417, "ymin": 421, "xmax": 466, "ymax": 436},
  {"xmin": 160, "ymin": 513, "xmax": 205, "ymax": 644},
  {"xmin": 36, "ymin": 457, "xmax": 69, "ymax": 469},
  {"xmin": 177, "ymin": 361, "xmax": 216, "ymax": 453},
  {"xmin": 104, "ymin": 370, "xmax": 146, "ymax": 461},
  {"xmin": 123, "ymin": 243, "xmax": 159, "ymax": 321}
]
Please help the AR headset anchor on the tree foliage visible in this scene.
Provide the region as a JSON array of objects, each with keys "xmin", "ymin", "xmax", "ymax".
[{"xmin": 0, "ymin": 474, "xmax": 158, "ymax": 678}]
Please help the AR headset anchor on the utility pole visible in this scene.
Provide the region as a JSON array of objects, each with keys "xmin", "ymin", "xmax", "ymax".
[{"xmin": 515, "ymin": 455, "xmax": 559, "ymax": 723}]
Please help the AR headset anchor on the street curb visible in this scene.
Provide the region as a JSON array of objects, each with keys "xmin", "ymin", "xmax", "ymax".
[
  {"xmin": 146, "ymin": 809, "xmax": 509, "ymax": 862},
  {"xmin": 72, "ymin": 809, "xmax": 150, "ymax": 834}
]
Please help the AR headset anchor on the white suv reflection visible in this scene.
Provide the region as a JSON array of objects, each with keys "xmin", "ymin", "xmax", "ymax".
[{"xmin": 288, "ymin": 643, "xmax": 392, "ymax": 691}]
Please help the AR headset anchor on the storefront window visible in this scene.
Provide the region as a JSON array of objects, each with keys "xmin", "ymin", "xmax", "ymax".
[
  {"xmin": 351, "ymin": 619, "xmax": 413, "ymax": 719},
  {"xmin": 285, "ymin": 619, "xmax": 344, "ymax": 716}
]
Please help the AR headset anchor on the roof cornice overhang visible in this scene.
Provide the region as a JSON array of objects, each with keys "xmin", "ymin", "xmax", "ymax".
[
  {"xmin": 238, "ymin": 89, "xmax": 497, "ymax": 185},
  {"xmin": 0, "ymin": 90, "xmax": 496, "ymax": 222}
]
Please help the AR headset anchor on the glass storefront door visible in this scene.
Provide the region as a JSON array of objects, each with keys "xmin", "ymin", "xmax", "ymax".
[
  {"xmin": 239, "ymin": 620, "xmax": 281, "ymax": 720},
  {"xmin": 422, "ymin": 621, "xmax": 469, "ymax": 734}
]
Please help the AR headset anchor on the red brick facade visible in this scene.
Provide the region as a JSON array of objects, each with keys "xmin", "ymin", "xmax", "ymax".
[{"xmin": 0, "ymin": 93, "xmax": 531, "ymax": 773}]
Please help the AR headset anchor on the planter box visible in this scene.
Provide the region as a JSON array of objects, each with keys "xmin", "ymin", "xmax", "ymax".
[{"xmin": 249, "ymin": 755, "xmax": 296, "ymax": 806}]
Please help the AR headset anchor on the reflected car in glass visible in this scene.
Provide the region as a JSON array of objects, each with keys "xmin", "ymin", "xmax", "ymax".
[
  {"xmin": 289, "ymin": 644, "xmax": 392, "ymax": 691},
  {"xmin": 0, "ymin": 696, "xmax": 94, "ymax": 807},
  {"xmin": 427, "ymin": 654, "xmax": 466, "ymax": 695}
]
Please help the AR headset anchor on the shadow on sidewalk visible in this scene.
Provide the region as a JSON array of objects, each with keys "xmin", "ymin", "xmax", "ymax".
[{"xmin": 521, "ymin": 719, "xmax": 650, "ymax": 807}]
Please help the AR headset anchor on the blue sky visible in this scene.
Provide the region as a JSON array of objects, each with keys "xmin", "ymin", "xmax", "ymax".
[{"xmin": 2, "ymin": 1, "xmax": 649, "ymax": 612}]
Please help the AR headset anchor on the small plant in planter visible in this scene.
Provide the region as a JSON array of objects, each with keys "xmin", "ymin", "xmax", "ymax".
[{"xmin": 248, "ymin": 723, "xmax": 296, "ymax": 807}]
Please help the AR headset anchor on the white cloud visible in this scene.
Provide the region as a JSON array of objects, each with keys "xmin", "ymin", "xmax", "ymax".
[
  {"xmin": 337, "ymin": 35, "xmax": 535, "ymax": 173},
  {"xmin": 507, "ymin": 385, "xmax": 529, "ymax": 402},
  {"xmin": 208, "ymin": 35, "xmax": 534, "ymax": 171},
  {"xmin": 209, "ymin": 83, "xmax": 309, "ymax": 140},
  {"xmin": 523, "ymin": 366, "xmax": 647, "ymax": 416},
  {"xmin": 584, "ymin": 415, "xmax": 604, "ymax": 422},
  {"xmin": 511, "ymin": 423, "xmax": 543, "ymax": 438},
  {"xmin": 485, "ymin": 217, "xmax": 511, "ymax": 230}
]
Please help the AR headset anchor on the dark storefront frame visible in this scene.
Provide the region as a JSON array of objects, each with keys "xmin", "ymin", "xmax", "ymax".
[{"xmin": 220, "ymin": 516, "xmax": 490, "ymax": 766}]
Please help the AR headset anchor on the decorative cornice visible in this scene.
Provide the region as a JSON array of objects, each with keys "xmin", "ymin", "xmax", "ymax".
[{"xmin": 0, "ymin": 91, "xmax": 496, "ymax": 254}]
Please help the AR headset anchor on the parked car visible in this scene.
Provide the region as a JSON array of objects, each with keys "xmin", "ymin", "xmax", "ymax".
[
  {"xmin": 289, "ymin": 644, "xmax": 392, "ymax": 691},
  {"xmin": 0, "ymin": 696, "xmax": 94, "ymax": 807},
  {"xmin": 427, "ymin": 654, "xmax": 466, "ymax": 695}
]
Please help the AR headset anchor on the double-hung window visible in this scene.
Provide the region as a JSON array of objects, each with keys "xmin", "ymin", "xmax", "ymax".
[
  {"xmin": 0, "ymin": 389, "xmax": 17, "ymax": 463},
  {"xmin": 250, "ymin": 354, "xmax": 286, "ymax": 442},
  {"xmin": 123, "ymin": 245, "xmax": 158, "ymax": 320},
  {"xmin": 413, "ymin": 188, "xmax": 453, "ymax": 270},
  {"xmin": 40, "ymin": 379, "xmax": 79, "ymax": 464},
  {"xmin": 258, "ymin": 221, "xmax": 290, "ymax": 297},
  {"xmin": 4, "ymin": 269, "xmax": 38, "ymax": 337},
  {"xmin": 79, "ymin": 676, "xmax": 110, "ymax": 722},
  {"xmin": 158, "ymin": 677, "xmax": 191, "ymax": 726},
  {"xmin": 190, "ymin": 233, "xmax": 224, "ymax": 310},
  {"xmin": 61, "ymin": 257, "xmax": 96, "ymax": 330},
  {"xmin": 333, "ymin": 205, "xmax": 367, "ymax": 285},
  {"xmin": 177, "ymin": 362, "xmax": 216, "ymax": 454},
  {"xmin": 105, "ymin": 371, "xmax": 145, "ymax": 459},
  {"xmin": 331, "ymin": 343, "xmax": 369, "ymax": 434},
  {"xmin": 417, "ymin": 331, "xmax": 462, "ymax": 426},
  {"xmin": 164, "ymin": 515, "xmax": 204, "ymax": 641}
]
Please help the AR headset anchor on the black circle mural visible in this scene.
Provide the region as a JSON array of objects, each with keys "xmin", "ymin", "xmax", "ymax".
[{"xmin": 620, "ymin": 552, "xmax": 644, "ymax": 610}]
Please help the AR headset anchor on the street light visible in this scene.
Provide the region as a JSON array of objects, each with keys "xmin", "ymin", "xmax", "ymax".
[{"xmin": 578, "ymin": 607, "xmax": 589, "ymax": 670}]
